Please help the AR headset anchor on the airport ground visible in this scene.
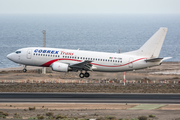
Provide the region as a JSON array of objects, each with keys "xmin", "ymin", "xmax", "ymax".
[
  {"xmin": 0, "ymin": 103, "xmax": 180, "ymax": 120},
  {"xmin": 0, "ymin": 62, "xmax": 180, "ymax": 93},
  {"xmin": 0, "ymin": 62, "xmax": 180, "ymax": 120}
]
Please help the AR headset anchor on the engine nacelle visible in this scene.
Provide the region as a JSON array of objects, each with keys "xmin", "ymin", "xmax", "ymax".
[{"xmin": 51, "ymin": 62, "xmax": 69, "ymax": 72}]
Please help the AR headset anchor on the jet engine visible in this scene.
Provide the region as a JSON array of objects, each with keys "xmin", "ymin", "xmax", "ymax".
[{"xmin": 51, "ymin": 62, "xmax": 69, "ymax": 72}]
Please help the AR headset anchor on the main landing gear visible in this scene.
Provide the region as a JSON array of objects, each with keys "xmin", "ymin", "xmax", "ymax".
[
  {"xmin": 23, "ymin": 65, "xmax": 27, "ymax": 72},
  {"xmin": 79, "ymin": 71, "xmax": 90, "ymax": 78}
]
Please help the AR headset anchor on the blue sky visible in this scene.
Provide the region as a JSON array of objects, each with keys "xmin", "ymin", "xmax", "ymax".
[{"xmin": 0, "ymin": 0, "xmax": 180, "ymax": 14}]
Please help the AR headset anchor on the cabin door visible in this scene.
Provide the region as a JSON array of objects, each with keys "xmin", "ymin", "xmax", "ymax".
[{"xmin": 27, "ymin": 49, "xmax": 32, "ymax": 59}]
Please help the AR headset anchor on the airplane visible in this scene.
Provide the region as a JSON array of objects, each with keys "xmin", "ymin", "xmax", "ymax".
[{"xmin": 7, "ymin": 27, "xmax": 171, "ymax": 78}]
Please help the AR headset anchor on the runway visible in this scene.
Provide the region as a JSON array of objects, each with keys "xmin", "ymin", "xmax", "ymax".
[{"xmin": 0, "ymin": 93, "xmax": 180, "ymax": 104}]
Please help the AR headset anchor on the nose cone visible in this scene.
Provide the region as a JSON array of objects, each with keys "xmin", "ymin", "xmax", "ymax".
[{"xmin": 7, "ymin": 53, "xmax": 13, "ymax": 60}]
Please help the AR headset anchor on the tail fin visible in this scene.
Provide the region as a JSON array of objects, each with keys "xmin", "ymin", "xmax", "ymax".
[
  {"xmin": 139, "ymin": 27, "xmax": 168, "ymax": 58},
  {"xmin": 124, "ymin": 27, "xmax": 168, "ymax": 58}
]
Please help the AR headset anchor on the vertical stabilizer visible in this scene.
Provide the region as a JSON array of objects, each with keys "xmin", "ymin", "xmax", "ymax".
[
  {"xmin": 138, "ymin": 27, "xmax": 168, "ymax": 58},
  {"xmin": 124, "ymin": 28, "xmax": 168, "ymax": 58}
]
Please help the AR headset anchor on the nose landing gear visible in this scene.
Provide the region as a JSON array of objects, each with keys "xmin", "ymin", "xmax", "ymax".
[
  {"xmin": 79, "ymin": 71, "xmax": 90, "ymax": 78},
  {"xmin": 23, "ymin": 65, "xmax": 27, "ymax": 72}
]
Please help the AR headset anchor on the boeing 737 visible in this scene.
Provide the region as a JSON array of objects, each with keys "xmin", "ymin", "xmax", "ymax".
[{"xmin": 7, "ymin": 27, "xmax": 171, "ymax": 78}]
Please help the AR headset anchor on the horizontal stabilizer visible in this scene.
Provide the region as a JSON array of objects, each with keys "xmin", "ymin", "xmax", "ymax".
[
  {"xmin": 162, "ymin": 57, "xmax": 172, "ymax": 61},
  {"xmin": 145, "ymin": 58, "xmax": 163, "ymax": 62},
  {"xmin": 145, "ymin": 57, "xmax": 172, "ymax": 62}
]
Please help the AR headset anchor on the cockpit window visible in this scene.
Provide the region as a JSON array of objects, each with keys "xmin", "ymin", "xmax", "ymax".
[{"xmin": 15, "ymin": 51, "xmax": 21, "ymax": 54}]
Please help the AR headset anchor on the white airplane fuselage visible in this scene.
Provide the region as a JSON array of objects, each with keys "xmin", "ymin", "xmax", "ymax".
[
  {"xmin": 7, "ymin": 47, "xmax": 160, "ymax": 72},
  {"xmin": 7, "ymin": 28, "xmax": 170, "ymax": 78}
]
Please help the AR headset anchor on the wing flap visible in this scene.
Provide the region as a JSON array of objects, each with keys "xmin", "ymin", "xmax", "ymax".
[{"xmin": 69, "ymin": 60, "xmax": 92, "ymax": 71}]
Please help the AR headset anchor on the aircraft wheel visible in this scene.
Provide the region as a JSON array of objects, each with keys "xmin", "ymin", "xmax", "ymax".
[
  {"xmin": 79, "ymin": 73, "xmax": 84, "ymax": 78},
  {"xmin": 84, "ymin": 72, "xmax": 90, "ymax": 77},
  {"xmin": 23, "ymin": 69, "xmax": 27, "ymax": 73}
]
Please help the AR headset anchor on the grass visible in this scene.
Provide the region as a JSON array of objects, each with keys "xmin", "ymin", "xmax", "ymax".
[
  {"xmin": 0, "ymin": 111, "xmax": 9, "ymax": 118},
  {"xmin": 46, "ymin": 112, "xmax": 54, "ymax": 116},
  {"xmin": 56, "ymin": 115, "xmax": 67, "ymax": 119},
  {"xmin": 29, "ymin": 107, "xmax": 36, "ymax": 111},
  {"xmin": 149, "ymin": 114, "xmax": 156, "ymax": 118},
  {"xmin": 137, "ymin": 116, "xmax": 148, "ymax": 120},
  {"xmin": 13, "ymin": 113, "xmax": 22, "ymax": 119},
  {"xmin": 0, "ymin": 71, "xmax": 8, "ymax": 74}
]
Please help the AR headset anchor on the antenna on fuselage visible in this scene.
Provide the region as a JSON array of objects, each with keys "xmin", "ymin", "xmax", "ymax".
[
  {"xmin": 119, "ymin": 49, "xmax": 121, "ymax": 53},
  {"xmin": 42, "ymin": 30, "xmax": 46, "ymax": 74}
]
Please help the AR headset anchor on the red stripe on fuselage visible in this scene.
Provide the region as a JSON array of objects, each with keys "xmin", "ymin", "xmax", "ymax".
[
  {"xmin": 91, "ymin": 58, "xmax": 146, "ymax": 67},
  {"xmin": 41, "ymin": 58, "xmax": 146, "ymax": 67},
  {"xmin": 41, "ymin": 59, "xmax": 82, "ymax": 67}
]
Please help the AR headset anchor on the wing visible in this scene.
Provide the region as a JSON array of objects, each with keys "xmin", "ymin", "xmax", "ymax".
[{"xmin": 69, "ymin": 60, "xmax": 92, "ymax": 71}]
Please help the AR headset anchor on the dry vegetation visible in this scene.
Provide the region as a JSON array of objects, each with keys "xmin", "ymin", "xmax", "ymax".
[
  {"xmin": 0, "ymin": 83, "xmax": 180, "ymax": 93},
  {"xmin": 0, "ymin": 108, "xmax": 180, "ymax": 120}
]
